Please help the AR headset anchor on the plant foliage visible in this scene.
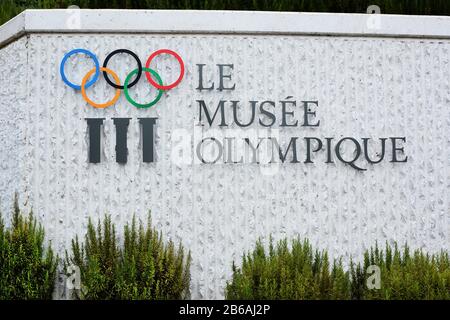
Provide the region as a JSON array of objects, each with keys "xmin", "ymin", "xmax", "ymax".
[
  {"xmin": 66, "ymin": 215, "xmax": 191, "ymax": 299},
  {"xmin": 1, "ymin": 0, "xmax": 450, "ymax": 26},
  {"xmin": 0, "ymin": 198, "xmax": 57, "ymax": 299},
  {"xmin": 226, "ymin": 238, "xmax": 450, "ymax": 300},
  {"xmin": 225, "ymin": 238, "xmax": 351, "ymax": 299},
  {"xmin": 351, "ymin": 242, "xmax": 450, "ymax": 300}
]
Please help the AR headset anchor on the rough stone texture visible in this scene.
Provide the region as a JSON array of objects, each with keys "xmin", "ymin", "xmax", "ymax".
[
  {"xmin": 0, "ymin": 37, "xmax": 27, "ymax": 216},
  {"xmin": 0, "ymin": 33, "xmax": 449, "ymax": 299}
]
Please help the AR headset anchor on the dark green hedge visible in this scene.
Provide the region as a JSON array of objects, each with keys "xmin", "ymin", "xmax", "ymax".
[
  {"xmin": 0, "ymin": 198, "xmax": 191, "ymax": 300},
  {"xmin": 226, "ymin": 238, "xmax": 450, "ymax": 300},
  {"xmin": 0, "ymin": 200, "xmax": 57, "ymax": 299},
  {"xmin": 65, "ymin": 215, "xmax": 191, "ymax": 299},
  {"xmin": 351, "ymin": 243, "xmax": 450, "ymax": 299},
  {"xmin": 226, "ymin": 238, "xmax": 351, "ymax": 299},
  {"xmin": 1, "ymin": 0, "xmax": 450, "ymax": 26},
  {"xmin": 0, "ymin": 196, "xmax": 448, "ymax": 300}
]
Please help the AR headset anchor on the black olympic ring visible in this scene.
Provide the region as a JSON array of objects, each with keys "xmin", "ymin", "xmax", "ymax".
[{"xmin": 102, "ymin": 49, "xmax": 142, "ymax": 90}]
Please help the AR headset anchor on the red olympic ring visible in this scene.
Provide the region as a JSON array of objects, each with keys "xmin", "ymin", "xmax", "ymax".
[{"xmin": 145, "ymin": 49, "xmax": 185, "ymax": 90}]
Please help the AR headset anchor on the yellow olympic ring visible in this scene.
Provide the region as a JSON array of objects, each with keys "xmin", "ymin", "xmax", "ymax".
[{"xmin": 81, "ymin": 67, "xmax": 121, "ymax": 109}]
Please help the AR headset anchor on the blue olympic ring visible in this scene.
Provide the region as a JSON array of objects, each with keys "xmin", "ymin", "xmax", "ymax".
[{"xmin": 60, "ymin": 49, "xmax": 100, "ymax": 90}]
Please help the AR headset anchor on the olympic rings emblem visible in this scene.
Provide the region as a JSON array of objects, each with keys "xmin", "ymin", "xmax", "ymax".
[{"xmin": 60, "ymin": 48, "xmax": 184, "ymax": 109}]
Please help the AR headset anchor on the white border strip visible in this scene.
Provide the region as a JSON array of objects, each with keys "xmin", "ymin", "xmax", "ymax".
[{"xmin": 1, "ymin": 9, "xmax": 450, "ymax": 47}]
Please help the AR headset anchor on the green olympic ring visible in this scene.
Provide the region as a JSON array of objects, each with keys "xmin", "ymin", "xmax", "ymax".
[{"xmin": 124, "ymin": 68, "xmax": 164, "ymax": 109}]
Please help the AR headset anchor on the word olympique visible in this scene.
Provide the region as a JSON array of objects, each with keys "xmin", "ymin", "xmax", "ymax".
[{"xmin": 60, "ymin": 50, "xmax": 407, "ymax": 170}]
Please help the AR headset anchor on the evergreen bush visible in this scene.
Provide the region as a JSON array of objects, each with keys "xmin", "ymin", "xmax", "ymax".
[
  {"xmin": 351, "ymin": 243, "xmax": 450, "ymax": 300},
  {"xmin": 0, "ymin": 199, "xmax": 57, "ymax": 299},
  {"xmin": 227, "ymin": 238, "xmax": 450, "ymax": 300},
  {"xmin": 66, "ymin": 215, "xmax": 191, "ymax": 299},
  {"xmin": 225, "ymin": 238, "xmax": 351, "ymax": 299}
]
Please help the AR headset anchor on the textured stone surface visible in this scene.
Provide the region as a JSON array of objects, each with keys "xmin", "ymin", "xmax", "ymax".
[
  {"xmin": 0, "ymin": 37, "xmax": 27, "ymax": 217},
  {"xmin": 0, "ymin": 33, "xmax": 449, "ymax": 299}
]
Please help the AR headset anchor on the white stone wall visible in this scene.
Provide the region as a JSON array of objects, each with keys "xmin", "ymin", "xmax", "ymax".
[
  {"xmin": 0, "ymin": 37, "xmax": 27, "ymax": 218},
  {"xmin": 0, "ymin": 27, "xmax": 449, "ymax": 299}
]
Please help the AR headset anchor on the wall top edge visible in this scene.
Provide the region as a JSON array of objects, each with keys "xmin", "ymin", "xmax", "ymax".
[{"xmin": 1, "ymin": 9, "xmax": 450, "ymax": 48}]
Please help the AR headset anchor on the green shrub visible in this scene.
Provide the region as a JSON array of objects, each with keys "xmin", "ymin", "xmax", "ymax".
[
  {"xmin": 1, "ymin": 0, "xmax": 450, "ymax": 26},
  {"xmin": 66, "ymin": 215, "xmax": 191, "ymax": 299},
  {"xmin": 227, "ymin": 238, "xmax": 450, "ymax": 300},
  {"xmin": 0, "ymin": 199, "xmax": 57, "ymax": 299},
  {"xmin": 225, "ymin": 238, "xmax": 351, "ymax": 299},
  {"xmin": 351, "ymin": 243, "xmax": 450, "ymax": 300}
]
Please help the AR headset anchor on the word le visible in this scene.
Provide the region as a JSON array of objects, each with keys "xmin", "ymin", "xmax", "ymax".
[{"xmin": 86, "ymin": 118, "xmax": 157, "ymax": 163}]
